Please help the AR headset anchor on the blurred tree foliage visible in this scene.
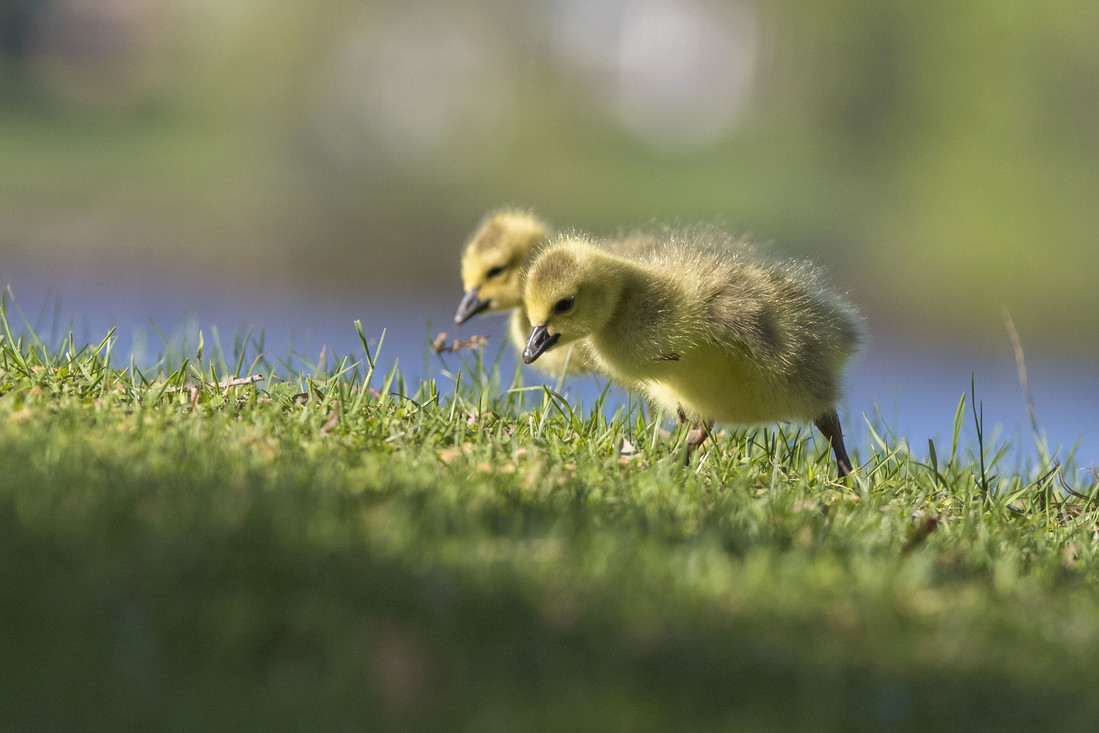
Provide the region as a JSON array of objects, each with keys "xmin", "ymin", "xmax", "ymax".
[{"xmin": 0, "ymin": 0, "xmax": 1095, "ymax": 350}]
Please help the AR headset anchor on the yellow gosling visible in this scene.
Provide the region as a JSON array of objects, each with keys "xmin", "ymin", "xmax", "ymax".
[
  {"xmin": 452, "ymin": 209, "xmax": 589, "ymax": 375},
  {"xmin": 455, "ymin": 210, "xmax": 546, "ymax": 324},
  {"xmin": 520, "ymin": 231, "xmax": 864, "ymax": 476},
  {"xmin": 453, "ymin": 210, "xmax": 656, "ymax": 377}
]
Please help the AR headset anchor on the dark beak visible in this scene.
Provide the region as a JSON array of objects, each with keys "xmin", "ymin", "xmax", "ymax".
[
  {"xmin": 454, "ymin": 289, "xmax": 490, "ymax": 325},
  {"xmin": 522, "ymin": 324, "xmax": 559, "ymax": 364}
]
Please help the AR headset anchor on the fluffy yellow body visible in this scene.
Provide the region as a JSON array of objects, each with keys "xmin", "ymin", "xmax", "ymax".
[{"xmin": 521, "ymin": 232, "xmax": 864, "ymax": 474}]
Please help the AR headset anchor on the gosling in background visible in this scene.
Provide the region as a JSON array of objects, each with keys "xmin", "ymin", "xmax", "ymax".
[
  {"xmin": 521, "ymin": 230, "xmax": 864, "ymax": 477},
  {"xmin": 453, "ymin": 209, "xmax": 592, "ymax": 376},
  {"xmin": 453, "ymin": 209, "xmax": 654, "ymax": 377}
]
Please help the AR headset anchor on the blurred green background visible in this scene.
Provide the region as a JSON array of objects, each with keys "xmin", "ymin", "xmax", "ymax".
[{"xmin": 2, "ymin": 0, "xmax": 1097, "ymax": 353}]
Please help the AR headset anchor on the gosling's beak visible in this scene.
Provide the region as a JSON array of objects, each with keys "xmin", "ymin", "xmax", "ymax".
[
  {"xmin": 454, "ymin": 289, "xmax": 490, "ymax": 325},
  {"xmin": 522, "ymin": 324, "xmax": 559, "ymax": 364}
]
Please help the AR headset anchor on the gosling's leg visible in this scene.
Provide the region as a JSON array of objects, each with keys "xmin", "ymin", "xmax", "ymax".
[
  {"xmin": 679, "ymin": 421, "xmax": 712, "ymax": 466},
  {"xmin": 675, "ymin": 406, "xmax": 690, "ymax": 465},
  {"xmin": 813, "ymin": 409, "xmax": 853, "ymax": 478}
]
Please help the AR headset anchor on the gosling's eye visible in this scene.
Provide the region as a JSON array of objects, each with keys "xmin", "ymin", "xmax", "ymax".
[
  {"xmin": 485, "ymin": 265, "xmax": 505, "ymax": 279},
  {"xmin": 553, "ymin": 297, "xmax": 574, "ymax": 314}
]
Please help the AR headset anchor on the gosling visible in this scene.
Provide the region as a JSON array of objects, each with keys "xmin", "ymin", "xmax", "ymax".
[
  {"xmin": 454, "ymin": 209, "xmax": 652, "ymax": 376},
  {"xmin": 520, "ymin": 232, "xmax": 864, "ymax": 477}
]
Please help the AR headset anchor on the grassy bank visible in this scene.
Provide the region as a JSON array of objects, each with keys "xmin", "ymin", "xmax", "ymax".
[{"xmin": 1, "ymin": 302, "xmax": 1097, "ymax": 732}]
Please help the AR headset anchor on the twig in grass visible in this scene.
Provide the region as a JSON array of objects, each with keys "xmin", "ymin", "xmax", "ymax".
[
  {"xmin": 154, "ymin": 373, "xmax": 265, "ymax": 410},
  {"xmin": 213, "ymin": 374, "xmax": 265, "ymax": 390},
  {"xmin": 161, "ymin": 374, "xmax": 265, "ymax": 394},
  {"xmin": 1004, "ymin": 308, "xmax": 1069, "ymax": 515},
  {"xmin": 433, "ymin": 332, "xmax": 489, "ymax": 354},
  {"xmin": 1002, "ymin": 307, "xmax": 1040, "ymax": 438},
  {"xmin": 1059, "ymin": 469, "xmax": 1091, "ymax": 503}
]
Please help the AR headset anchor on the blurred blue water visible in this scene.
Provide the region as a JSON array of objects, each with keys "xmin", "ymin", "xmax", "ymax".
[{"xmin": 4, "ymin": 270, "xmax": 1096, "ymax": 476}]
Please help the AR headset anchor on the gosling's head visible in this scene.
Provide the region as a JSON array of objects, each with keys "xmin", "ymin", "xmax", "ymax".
[
  {"xmin": 454, "ymin": 210, "xmax": 550, "ymax": 325},
  {"xmin": 521, "ymin": 238, "xmax": 620, "ymax": 364}
]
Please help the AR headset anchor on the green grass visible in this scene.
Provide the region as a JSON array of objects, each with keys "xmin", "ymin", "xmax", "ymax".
[{"xmin": 1, "ymin": 298, "xmax": 1098, "ymax": 732}]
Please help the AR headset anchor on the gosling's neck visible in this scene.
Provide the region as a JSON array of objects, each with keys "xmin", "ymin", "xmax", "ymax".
[{"xmin": 587, "ymin": 253, "xmax": 673, "ymax": 369}]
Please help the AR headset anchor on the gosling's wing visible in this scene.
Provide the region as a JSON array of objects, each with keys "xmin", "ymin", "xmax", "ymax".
[
  {"xmin": 704, "ymin": 279, "xmax": 781, "ymax": 361},
  {"xmin": 706, "ymin": 258, "xmax": 864, "ymax": 378}
]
